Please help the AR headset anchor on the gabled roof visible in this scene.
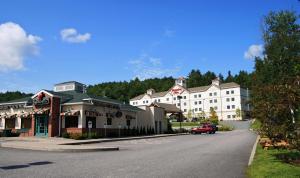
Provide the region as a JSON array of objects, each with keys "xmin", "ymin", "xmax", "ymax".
[
  {"xmin": 188, "ymin": 85, "xmax": 211, "ymax": 93},
  {"xmin": 220, "ymin": 82, "xmax": 240, "ymax": 89},
  {"xmin": 150, "ymin": 102, "xmax": 181, "ymax": 113},
  {"xmin": 54, "ymin": 81, "xmax": 85, "ymax": 86},
  {"xmin": 131, "ymin": 94, "xmax": 146, "ymax": 101},
  {"xmin": 120, "ymin": 104, "xmax": 144, "ymax": 112},
  {"xmin": 152, "ymin": 91, "xmax": 169, "ymax": 98}
]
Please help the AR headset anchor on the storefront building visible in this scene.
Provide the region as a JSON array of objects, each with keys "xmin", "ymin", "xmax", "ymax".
[{"xmin": 0, "ymin": 81, "xmax": 168, "ymax": 137}]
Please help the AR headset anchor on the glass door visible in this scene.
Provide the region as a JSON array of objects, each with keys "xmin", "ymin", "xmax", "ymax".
[{"xmin": 35, "ymin": 115, "xmax": 48, "ymax": 136}]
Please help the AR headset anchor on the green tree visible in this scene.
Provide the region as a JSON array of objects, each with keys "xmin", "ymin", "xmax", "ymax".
[
  {"xmin": 252, "ymin": 10, "xmax": 300, "ymax": 150},
  {"xmin": 209, "ymin": 107, "xmax": 218, "ymax": 125},
  {"xmin": 187, "ymin": 69, "xmax": 202, "ymax": 88},
  {"xmin": 235, "ymin": 108, "xmax": 242, "ymax": 119}
]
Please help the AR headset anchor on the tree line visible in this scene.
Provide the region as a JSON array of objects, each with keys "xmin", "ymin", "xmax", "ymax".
[{"xmin": 0, "ymin": 70, "xmax": 252, "ymax": 104}]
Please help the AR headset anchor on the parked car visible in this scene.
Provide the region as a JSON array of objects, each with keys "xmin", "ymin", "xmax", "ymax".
[{"xmin": 191, "ymin": 123, "xmax": 217, "ymax": 134}]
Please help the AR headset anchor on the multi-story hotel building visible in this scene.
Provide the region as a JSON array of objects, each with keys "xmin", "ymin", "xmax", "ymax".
[{"xmin": 130, "ymin": 78, "xmax": 251, "ymax": 120}]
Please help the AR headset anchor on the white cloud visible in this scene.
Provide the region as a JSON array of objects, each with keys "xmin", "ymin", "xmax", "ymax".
[
  {"xmin": 149, "ymin": 57, "xmax": 161, "ymax": 66},
  {"xmin": 0, "ymin": 22, "xmax": 41, "ymax": 72},
  {"xmin": 60, "ymin": 28, "xmax": 91, "ymax": 43},
  {"xmin": 164, "ymin": 29, "xmax": 175, "ymax": 38},
  {"xmin": 128, "ymin": 54, "xmax": 180, "ymax": 80},
  {"xmin": 244, "ymin": 44, "xmax": 264, "ymax": 60}
]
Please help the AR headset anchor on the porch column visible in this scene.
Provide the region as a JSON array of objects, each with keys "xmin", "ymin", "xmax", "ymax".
[
  {"xmin": 78, "ymin": 109, "xmax": 85, "ymax": 128},
  {"xmin": 15, "ymin": 117, "xmax": 21, "ymax": 129},
  {"xmin": 61, "ymin": 116, "xmax": 65, "ymax": 128},
  {"xmin": 0, "ymin": 118, "xmax": 4, "ymax": 129}
]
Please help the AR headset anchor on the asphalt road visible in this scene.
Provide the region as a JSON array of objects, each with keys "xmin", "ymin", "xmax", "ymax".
[{"xmin": 0, "ymin": 121, "xmax": 256, "ymax": 178}]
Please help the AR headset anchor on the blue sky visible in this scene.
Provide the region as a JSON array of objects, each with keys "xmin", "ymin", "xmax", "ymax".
[{"xmin": 0, "ymin": 0, "xmax": 299, "ymax": 93}]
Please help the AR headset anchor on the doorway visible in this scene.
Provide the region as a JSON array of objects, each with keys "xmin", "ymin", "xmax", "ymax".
[{"xmin": 35, "ymin": 115, "xmax": 48, "ymax": 136}]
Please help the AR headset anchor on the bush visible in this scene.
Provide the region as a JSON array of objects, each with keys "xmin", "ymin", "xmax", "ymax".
[
  {"xmin": 69, "ymin": 133, "xmax": 87, "ymax": 140},
  {"xmin": 62, "ymin": 132, "xmax": 70, "ymax": 138},
  {"xmin": 218, "ymin": 124, "xmax": 234, "ymax": 131},
  {"xmin": 89, "ymin": 132, "xmax": 102, "ymax": 139}
]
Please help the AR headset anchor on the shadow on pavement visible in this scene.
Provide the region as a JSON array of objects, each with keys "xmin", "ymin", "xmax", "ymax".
[{"xmin": 0, "ymin": 161, "xmax": 53, "ymax": 170}]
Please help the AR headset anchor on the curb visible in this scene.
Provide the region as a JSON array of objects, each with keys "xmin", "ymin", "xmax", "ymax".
[
  {"xmin": 248, "ymin": 134, "xmax": 260, "ymax": 166},
  {"xmin": 60, "ymin": 133, "xmax": 189, "ymax": 145}
]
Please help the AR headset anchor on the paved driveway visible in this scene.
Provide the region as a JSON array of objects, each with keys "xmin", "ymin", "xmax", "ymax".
[{"xmin": 0, "ymin": 121, "xmax": 256, "ymax": 178}]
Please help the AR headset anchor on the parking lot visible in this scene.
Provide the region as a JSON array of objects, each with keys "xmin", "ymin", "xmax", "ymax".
[{"xmin": 0, "ymin": 121, "xmax": 256, "ymax": 178}]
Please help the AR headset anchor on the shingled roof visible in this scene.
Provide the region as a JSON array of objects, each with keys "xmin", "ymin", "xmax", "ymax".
[{"xmin": 150, "ymin": 102, "xmax": 181, "ymax": 113}]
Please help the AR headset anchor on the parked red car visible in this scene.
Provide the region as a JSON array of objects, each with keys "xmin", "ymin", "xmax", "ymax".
[{"xmin": 191, "ymin": 124, "xmax": 216, "ymax": 134}]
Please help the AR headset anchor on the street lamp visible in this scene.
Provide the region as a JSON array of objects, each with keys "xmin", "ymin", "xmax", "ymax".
[{"xmin": 177, "ymin": 95, "xmax": 183, "ymax": 132}]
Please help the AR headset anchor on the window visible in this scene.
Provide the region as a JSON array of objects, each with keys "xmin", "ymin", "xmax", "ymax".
[
  {"xmin": 199, "ymin": 108, "xmax": 202, "ymax": 111},
  {"xmin": 21, "ymin": 118, "xmax": 32, "ymax": 129},
  {"xmin": 226, "ymin": 91, "xmax": 230, "ymax": 95},
  {"xmin": 227, "ymin": 115, "xmax": 231, "ymax": 119},
  {"xmin": 231, "ymin": 98, "xmax": 235, "ymax": 101},
  {"xmin": 194, "ymin": 101, "xmax": 197, "ymax": 105},
  {"xmin": 5, "ymin": 118, "xmax": 15, "ymax": 129},
  {"xmin": 146, "ymin": 100, "xmax": 149, "ymax": 103},
  {"xmin": 232, "ymin": 105, "xmax": 235, "ymax": 109},
  {"xmin": 209, "ymin": 93, "xmax": 212, "ymax": 96},
  {"xmin": 126, "ymin": 120, "xmax": 131, "ymax": 127},
  {"xmin": 214, "ymin": 99, "xmax": 217, "ymax": 103},
  {"xmin": 232, "ymin": 115, "xmax": 236, "ymax": 118},
  {"xmin": 154, "ymin": 99, "xmax": 157, "ymax": 102},
  {"xmin": 166, "ymin": 98, "xmax": 169, "ymax": 101},
  {"xmin": 86, "ymin": 117, "xmax": 96, "ymax": 128},
  {"xmin": 198, "ymin": 94, "xmax": 201, "ymax": 98},
  {"xmin": 183, "ymin": 96, "xmax": 187, "ymax": 99},
  {"xmin": 231, "ymin": 90, "xmax": 234, "ymax": 94},
  {"xmin": 107, "ymin": 117, "xmax": 112, "ymax": 125},
  {"xmin": 227, "ymin": 105, "xmax": 230, "ymax": 109},
  {"xmin": 158, "ymin": 99, "xmax": 160, "ymax": 102},
  {"xmin": 184, "ymin": 109, "xmax": 187, "ymax": 112},
  {"xmin": 65, "ymin": 116, "xmax": 79, "ymax": 128},
  {"xmin": 198, "ymin": 101, "xmax": 201, "ymax": 104},
  {"xmin": 214, "ymin": 106, "xmax": 218, "ymax": 110},
  {"xmin": 174, "ymin": 97, "xmax": 176, "ymax": 100},
  {"xmin": 210, "ymin": 100, "xmax": 213, "ymax": 103},
  {"xmin": 195, "ymin": 108, "xmax": 198, "ymax": 111},
  {"xmin": 184, "ymin": 102, "xmax": 187, "ymax": 106},
  {"xmin": 177, "ymin": 103, "xmax": 180, "ymax": 106},
  {"xmin": 214, "ymin": 92, "xmax": 217, "ymax": 96},
  {"xmin": 226, "ymin": 98, "xmax": 230, "ymax": 102},
  {"xmin": 194, "ymin": 95, "xmax": 197, "ymax": 98},
  {"xmin": 143, "ymin": 101, "xmax": 145, "ymax": 104}
]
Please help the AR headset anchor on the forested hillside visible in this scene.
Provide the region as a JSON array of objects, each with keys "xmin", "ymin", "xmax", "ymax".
[{"xmin": 0, "ymin": 91, "xmax": 32, "ymax": 103}]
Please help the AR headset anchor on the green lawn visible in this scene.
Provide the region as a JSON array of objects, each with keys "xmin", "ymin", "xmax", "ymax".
[
  {"xmin": 250, "ymin": 119, "xmax": 261, "ymax": 131},
  {"xmin": 247, "ymin": 145, "xmax": 300, "ymax": 178},
  {"xmin": 171, "ymin": 122, "xmax": 200, "ymax": 127}
]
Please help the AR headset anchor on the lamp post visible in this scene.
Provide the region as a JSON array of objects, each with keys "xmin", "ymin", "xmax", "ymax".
[{"xmin": 177, "ymin": 95, "xmax": 183, "ymax": 132}]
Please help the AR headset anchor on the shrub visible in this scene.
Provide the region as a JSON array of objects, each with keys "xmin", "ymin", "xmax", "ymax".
[
  {"xmin": 69, "ymin": 133, "xmax": 88, "ymax": 140},
  {"xmin": 62, "ymin": 132, "xmax": 70, "ymax": 138},
  {"xmin": 218, "ymin": 124, "xmax": 234, "ymax": 131}
]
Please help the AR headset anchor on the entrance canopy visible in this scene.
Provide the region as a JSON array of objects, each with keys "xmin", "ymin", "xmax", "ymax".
[{"xmin": 149, "ymin": 102, "xmax": 181, "ymax": 114}]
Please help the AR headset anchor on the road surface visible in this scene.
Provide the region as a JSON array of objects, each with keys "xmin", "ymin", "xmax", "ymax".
[{"xmin": 0, "ymin": 121, "xmax": 256, "ymax": 178}]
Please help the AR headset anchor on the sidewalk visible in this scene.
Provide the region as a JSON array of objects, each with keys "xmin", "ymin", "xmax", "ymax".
[
  {"xmin": 0, "ymin": 137, "xmax": 119, "ymax": 152},
  {"xmin": 0, "ymin": 133, "xmax": 188, "ymax": 152}
]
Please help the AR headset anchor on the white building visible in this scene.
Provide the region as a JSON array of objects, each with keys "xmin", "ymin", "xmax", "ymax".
[{"xmin": 130, "ymin": 77, "xmax": 251, "ymax": 120}]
